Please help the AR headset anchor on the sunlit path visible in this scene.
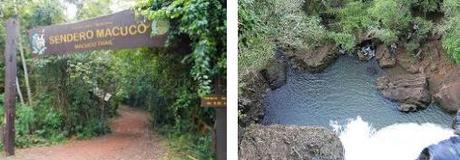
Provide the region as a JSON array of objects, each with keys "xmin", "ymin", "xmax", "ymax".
[{"xmin": 7, "ymin": 106, "xmax": 170, "ymax": 160}]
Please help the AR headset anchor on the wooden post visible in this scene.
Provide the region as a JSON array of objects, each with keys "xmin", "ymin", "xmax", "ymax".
[
  {"xmin": 4, "ymin": 17, "xmax": 18, "ymax": 156},
  {"xmin": 214, "ymin": 78, "xmax": 226, "ymax": 160},
  {"xmin": 200, "ymin": 77, "xmax": 226, "ymax": 160},
  {"xmin": 215, "ymin": 107, "xmax": 227, "ymax": 160}
]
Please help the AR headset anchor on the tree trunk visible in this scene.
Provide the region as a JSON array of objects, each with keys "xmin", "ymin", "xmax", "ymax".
[
  {"xmin": 14, "ymin": 0, "xmax": 32, "ymax": 105},
  {"xmin": 17, "ymin": 34, "xmax": 32, "ymax": 105},
  {"xmin": 16, "ymin": 77, "xmax": 25, "ymax": 105}
]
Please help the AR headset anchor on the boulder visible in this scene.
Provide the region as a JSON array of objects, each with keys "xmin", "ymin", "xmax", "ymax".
[
  {"xmin": 376, "ymin": 74, "xmax": 431, "ymax": 111},
  {"xmin": 417, "ymin": 136, "xmax": 460, "ymax": 160},
  {"xmin": 451, "ymin": 111, "xmax": 460, "ymax": 135},
  {"xmin": 260, "ymin": 59, "xmax": 288, "ymax": 90},
  {"xmin": 239, "ymin": 124, "xmax": 344, "ymax": 160},
  {"xmin": 399, "ymin": 103, "xmax": 418, "ymax": 112},
  {"xmin": 357, "ymin": 50, "xmax": 368, "ymax": 61},
  {"xmin": 287, "ymin": 44, "xmax": 339, "ymax": 73},
  {"xmin": 238, "ymin": 71, "xmax": 270, "ymax": 127},
  {"xmin": 434, "ymin": 72, "xmax": 460, "ymax": 112},
  {"xmin": 375, "ymin": 45, "xmax": 396, "ymax": 68}
]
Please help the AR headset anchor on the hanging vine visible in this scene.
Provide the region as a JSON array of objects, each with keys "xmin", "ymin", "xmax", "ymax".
[{"xmin": 136, "ymin": 0, "xmax": 226, "ymax": 97}]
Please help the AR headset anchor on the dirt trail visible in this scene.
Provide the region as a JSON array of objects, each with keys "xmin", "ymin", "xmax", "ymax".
[{"xmin": 6, "ymin": 105, "xmax": 169, "ymax": 160}]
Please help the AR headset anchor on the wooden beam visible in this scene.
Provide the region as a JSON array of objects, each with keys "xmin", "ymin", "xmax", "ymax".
[{"xmin": 3, "ymin": 17, "xmax": 18, "ymax": 156}]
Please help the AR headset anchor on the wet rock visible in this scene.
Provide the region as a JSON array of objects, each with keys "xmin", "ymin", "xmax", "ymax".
[
  {"xmin": 239, "ymin": 124, "xmax": 344, "ymax": 160},
  {"xmin": 417, "ymin": 136, "xmax": 460, "ymax": 160},
  {"xmin": 238, "ymin": 71, "xmax": 270, "ymax": 127},
  {"xmin": 375, "ymin": 45, "xmax": 396, "ymax": 68},
  {"xmin": 434, "ymin": 72, "xmax": 460, "ymax": 112},
  {"xmin": 399, "ymin": 103, "xmax": 418, "ymax": 112},
  {"xmin": 287, "ymin": 44, "xmax": 339, "ymax": 73},
  {"xmin": 260, "ymin": 59, "xmax": 287, "ymax": 90},
  {"xmin": 376, "ymin": 74, "xmax": 431, "ymax": 111},
  {"xmin": 451, "ymin": 111, "xmax": 460, "ymax": 135},
  {"xmin": 357, "ymin": 51, "xmax": 368, "ymax": 61}
]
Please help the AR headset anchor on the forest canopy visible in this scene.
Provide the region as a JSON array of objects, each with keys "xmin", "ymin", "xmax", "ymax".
[{"xmin": 0, "ymin": 0, "xmax": 225, "ymax": 159}]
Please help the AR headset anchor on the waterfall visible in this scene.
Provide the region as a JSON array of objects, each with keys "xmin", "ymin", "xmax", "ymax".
[{"xmin": 331, "ymin": 116, "xmax": 455, "ymax": 160}]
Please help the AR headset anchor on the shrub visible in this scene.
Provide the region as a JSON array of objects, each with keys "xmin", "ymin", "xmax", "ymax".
[
  {"xmin": 411, "ymin": 0, "xmax": 442, "ymax": 14},
  {"xmin": 238, "ymin": 35, "xmax": 274, "ymax": 75},
  {"xmin": 442, "ymin": 0, "xmax": 460, "ymax": 17},
  {"xmin": 412, "ymin": 17, "xmax": 433, "ymax": 41},
  {"xmin": 336, "ymin": 1, "xmax": 374, "ymax": 33},
  {"xmin": 238, "ymin": 0, "xmax": 275, "ymax": 75},
  {"xmin": 268, "ymin": 0, "xmax": 327, "ymax": 49},
  {"xmin": 406, "ymin": 40, "xmax": 421, "ymax": 55},
  {"xmin": 440, "ymin": 0, "xmax": 460, "ymax": 63},
  {"xmin": 369, "ymin": 28, "xmax": 398, "ymax": 45},
  {"xmin": 368, "ymin": 0, "xmax": 412, "ymax": 33},
  {"xmin": 328, "ymin": 32, "xmax": 357, "ymax": 51},
  {"xmin": 442, "ymin": 17, "xmax": 460, "ymax": 63}
]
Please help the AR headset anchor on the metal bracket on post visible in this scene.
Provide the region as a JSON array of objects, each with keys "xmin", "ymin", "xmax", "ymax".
[{"xmin": 3, "ymin": 17, "xmax": 18, "ymax": 156}]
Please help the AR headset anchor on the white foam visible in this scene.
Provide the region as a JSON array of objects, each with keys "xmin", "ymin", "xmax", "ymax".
[{"xmin": 331, "ymin": 116, "xmax": 455, "ymax": 160}]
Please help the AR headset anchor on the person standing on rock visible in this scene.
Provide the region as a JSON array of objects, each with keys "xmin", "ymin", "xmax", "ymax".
[
  {"xmin": 389, "ymin": 43, "xmax": 397, "ymax": 56},
  {"xmin": 408, "ymin": 22, "xmax": 419, "ymax": 40},
  {"xmin": 338, "ymin": 44, "xmax": 346, "ymax": 55}
]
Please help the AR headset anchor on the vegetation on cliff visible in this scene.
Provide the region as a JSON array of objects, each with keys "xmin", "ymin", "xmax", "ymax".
[{"xmin": 239, "ymin": 0, "xmax": 460, "ymax": 77}]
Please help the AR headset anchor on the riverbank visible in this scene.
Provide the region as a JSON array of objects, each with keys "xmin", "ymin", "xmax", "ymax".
[{"xmin": 238, "ymin": 38, "xmax": 460, "ymax": 159}]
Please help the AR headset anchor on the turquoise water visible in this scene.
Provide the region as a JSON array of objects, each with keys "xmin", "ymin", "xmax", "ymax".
[{"xmin": 263, "ymin": 55, "xmax": 453, "ymax": 129}]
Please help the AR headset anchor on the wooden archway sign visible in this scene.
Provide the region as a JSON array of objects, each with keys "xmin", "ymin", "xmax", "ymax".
[{"xmin": 3, "ymin": 10, "xmax": 226, "ymax": 160}]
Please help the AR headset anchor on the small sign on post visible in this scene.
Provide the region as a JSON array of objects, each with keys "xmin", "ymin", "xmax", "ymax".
[
  {"xmin": 201, "ymin": 95, "xmax": 226, "ymax": 108},
  {"xmin": 202, "ymin": 94, "xmax": 227, "ymax": 160}
]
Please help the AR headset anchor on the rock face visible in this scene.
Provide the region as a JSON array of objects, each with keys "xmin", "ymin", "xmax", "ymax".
[
  {"xmin": 238, "ymin": 71, "xmax": 270, "ymax": 127},
  {"xmin": 376, "ymin": 74, "xmax": 431, "ymax": 111},
  {"xmin": 417, "ymin": 136, "xmax": 460, "ymax": 160},
  {"xmin": 260, "ymin": 60, "xmax": 287, "ymax": 90},
  {"xmin": 375, "ymin": 45, "xmax": 396, "ymax": 68},
  {"xmin": 434, "ymin": 72, "xmax": 460, "ymax": 112},
  {"xmin": 287, "ymin": 44, "xmax": 339, "ymax": 73},
  {"xmin": 239, "ymin": 124, "xmax": 344, "ymax": 160},
  {"xmin": 451, "ymin": 111, "xmax": 460, "ymax": 135}
]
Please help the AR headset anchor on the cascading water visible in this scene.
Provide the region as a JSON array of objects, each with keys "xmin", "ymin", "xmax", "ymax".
[
  {"xmin": 331, "ymin": 116, "xmax": 455, "ymax": 160},
  {"xmin": 263, "ymin": 55, "xmax": 455, "ymax": 159}
]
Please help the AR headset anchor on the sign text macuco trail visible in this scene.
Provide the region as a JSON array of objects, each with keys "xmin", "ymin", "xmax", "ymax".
[{"xmin": 28, "ymin": 10, "xmax": 168, "ymax": 57}]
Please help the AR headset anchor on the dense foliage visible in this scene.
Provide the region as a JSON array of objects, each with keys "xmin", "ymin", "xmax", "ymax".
[
  {"xmin": 0, "ymin": 0, "xmax": 119, "ymax": 148},
  {"xmin": 440, "ymin": 0, "xmax": 460, "ymax": 63},
  {"xmin": 136, "ymin": 0, "xmax": 226, "ymax": 97},
  {"xmin": 0, "ymin": 0, "xmax": 223, "ymax": 159},
  {"xmin": 132, "ymin": 0, "xmax": 226, "ymax": 158},
  {"xmin": 239, "ymin": 0, "xmax": 460, "ymax": 77}
]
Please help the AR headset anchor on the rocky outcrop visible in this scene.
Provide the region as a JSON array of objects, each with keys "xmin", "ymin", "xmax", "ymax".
[
  {"xmin": 417, "ymin": 136, "xmax": 460, "ymax": 160},
  {"xmin": 239, "ymin": 124, "xmax": 344, "ymax": 160},
  {"xmin": 238, "ymin": 71, "xmax": 270, "ymax": 127},
  {"xmin": 376, "ymin": 74, "xmax": 431, "ymax": 112},
  {"xmin": 286, "ymin": 44, "xmax": 339, "ymax": 73},
  {"xmin": 399, "ymin": 103, "xmax": 419, "ymax": 112},
  {"xmin": 375, "ymin": 45, "xmax": 396, "ymax": 68},
  {"xmin": 357, "ymin": 50, "xmax": 369, "ymax": 61},
  {"xmin": 434, "ymin": 72, "xmax": 460, "ymax": 112},
  {"xmin": 260, "ymin": 59, "xmax": 288, "ymax": 90}
]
